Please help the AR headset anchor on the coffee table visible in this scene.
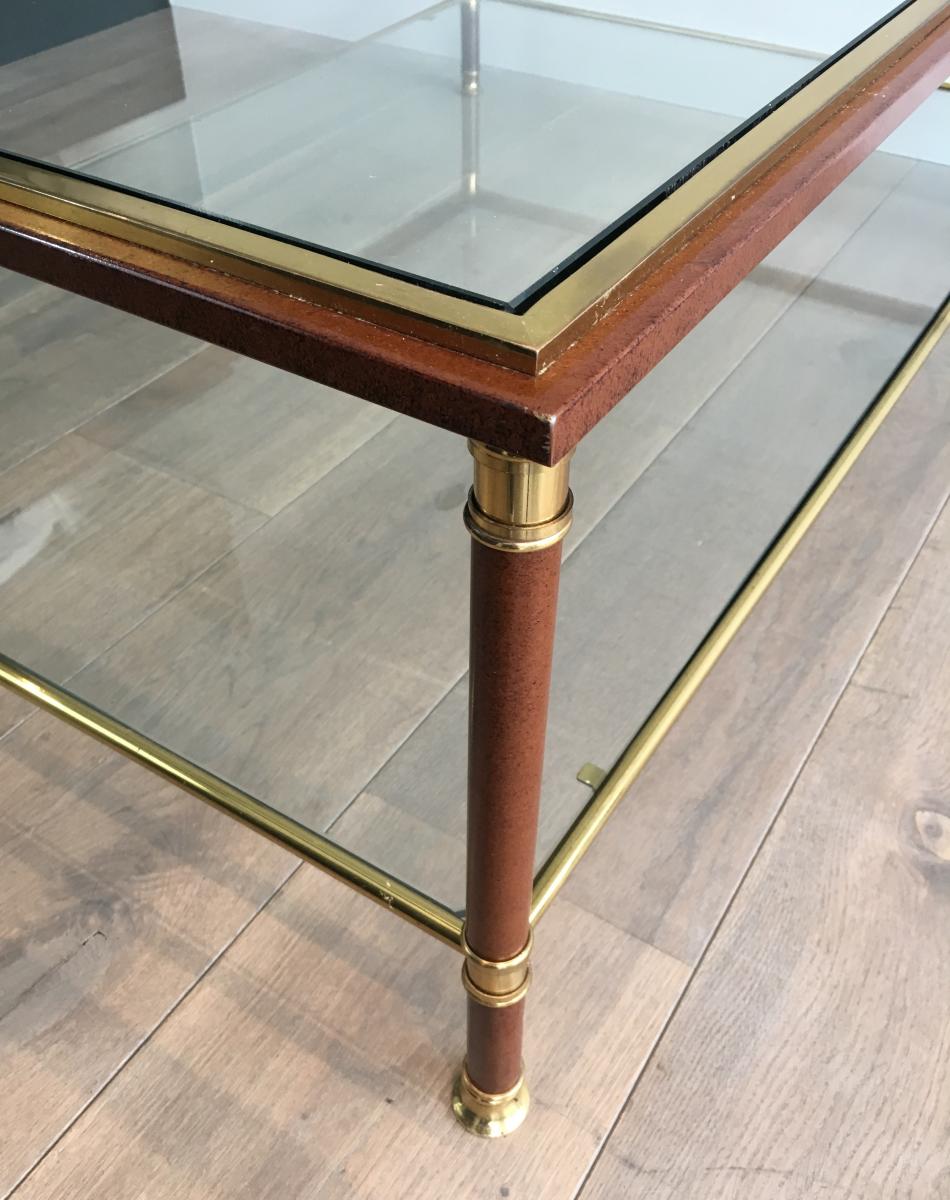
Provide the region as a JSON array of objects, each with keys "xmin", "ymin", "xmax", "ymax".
[{"xmin": 1, "ymin": 0, "xmax": 948, "ymax": 1137}]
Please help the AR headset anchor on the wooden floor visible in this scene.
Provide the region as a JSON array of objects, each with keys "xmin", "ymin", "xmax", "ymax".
[{"xmin": 2, "ymin": 11, "xmax": 950, "ymax": 1199}]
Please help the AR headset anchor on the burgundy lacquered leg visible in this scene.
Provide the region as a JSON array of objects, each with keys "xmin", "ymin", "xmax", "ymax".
[{"xmin": 452, "ymin": 442, "xmax": 572, "ymax": 1137}]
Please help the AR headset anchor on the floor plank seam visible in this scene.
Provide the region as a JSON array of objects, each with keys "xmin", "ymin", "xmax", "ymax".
[
  {"xmin": 0, "ymin": 704, "xmax": 37, "ymax": 749},
  {"xmin": 53, "ymin": 408, "xmax": 410, "ymax": 688},
  {"xmin": 0, "ymin": 340, "xmax": 206, "ymax": 483},
  {"xmin": 570, "ymin": 476, "xmax": 950, "ymax": 1200},
  {"xmin": 2, "ymin": 858, "xmax": 306, "ymax": 1200},
  {"xmin": 79, "ymin": 438, "xmax": 273, "ymax": 520}
]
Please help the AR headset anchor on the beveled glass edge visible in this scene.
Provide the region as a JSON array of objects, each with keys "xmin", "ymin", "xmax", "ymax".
[{"xmin": 0, "ymin": 0, "xmax": 945, "ymax": 374}]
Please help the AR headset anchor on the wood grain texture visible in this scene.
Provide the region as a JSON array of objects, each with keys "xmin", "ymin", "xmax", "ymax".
[
  {"xmin": 0, "ymin": 11, "xmax": 946, "ymax": 462},
  {"xmin": 10, "ymin": 810, "xmax": 686, "ymax": 1200},
  {"xmin": 343, "ymin": 156, "xmax": 947, "ymax": 908},
  {"xmin": 61, "ymin": 340, "xmax": 762, "ymax": 842},
  {"xmin": 0, "ymin": 7, "xmax": 340, "ymax": 167},
  {"xmin": 2, "ymin": 284, "xmax": 949, "ymax": 1200},
  {"xmin": 0, "ymin": 714, "xmax": 297, "ymax": 1197},
  {"xmin": 580, "ymin": 494, "xmax": 950, "ymax": 1200},
  {"xmin": 61, "ymin": 418, "xmax": 469, "ymax": 833}
]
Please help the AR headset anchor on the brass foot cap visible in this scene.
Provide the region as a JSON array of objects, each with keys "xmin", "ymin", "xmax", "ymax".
[{"xmin": 452, "ymin": 1065, "xmax": 529, "ymax": 1138}]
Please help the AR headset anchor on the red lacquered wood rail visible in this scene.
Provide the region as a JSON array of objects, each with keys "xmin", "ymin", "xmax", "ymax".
[{"xmin": 0, "ymin": 6, "xmax": 948, "ymax": 463}]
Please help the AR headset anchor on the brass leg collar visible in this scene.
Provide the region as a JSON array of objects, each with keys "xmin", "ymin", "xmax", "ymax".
[
  {"xmin": 452, "ymin": 1064, "xmax": 530, "ymax": 1138},
  {"xmin": 464, "ymin": 489, "xmax": 573, "ymax": 553},
  {"xmin": 461, "ymin": 927, "xmax": 532, "ymax": 1007},
  {"xmin": 465, "ymin": 442, "xmax": 573, "ymax": 553},
  {"xmin": 462, "ymin": 961, "xmax": 531, "ymax": 1008}
]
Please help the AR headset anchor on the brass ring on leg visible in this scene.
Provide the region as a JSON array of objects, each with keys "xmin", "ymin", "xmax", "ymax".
[
  {"xmin": 464, "ymin": 489, "xmax": 573, "ymax": 553},
  {"xmin": 461, "ymin": 962, "xmax": 532, "ymax": 1008},
  {"xmin": 460, "ymin": 927, "xmax": 533, "ymax": 997}
]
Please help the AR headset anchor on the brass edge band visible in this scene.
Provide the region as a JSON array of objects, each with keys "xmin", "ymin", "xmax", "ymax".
[
  {"xmin": 0, "ymin": 652, "xmax": 464, "ymax": 949},
  {"xmin": 452, "ymin": 1065, "xmax": 530, "ymax": 1137},
  {"xmin": 529, "ymin": 291, "xmax": 950, "ymax": 926},
  {"xmin": 0, "ymin": 1, "xmax": 942, "ymax": 375}
]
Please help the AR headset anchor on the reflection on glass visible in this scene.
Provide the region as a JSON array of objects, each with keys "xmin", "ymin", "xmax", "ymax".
[{"xmin": 0, "ymin": 0, "xmax": 907, "ymax": 304}]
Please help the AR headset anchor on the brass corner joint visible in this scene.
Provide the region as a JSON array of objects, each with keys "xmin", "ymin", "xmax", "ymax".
[{"xmin": 464, "ymin": 441, "xmax": 573, "ymax": 552}]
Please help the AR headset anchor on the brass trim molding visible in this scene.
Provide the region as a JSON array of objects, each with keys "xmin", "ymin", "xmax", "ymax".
[
  {"xmin": 0, "ymin": 0, "xmax": 943, "ymax": 374},
  {"xmin": 461, "ymin": 964, "xmax": 532, "ymax": 1008},
  {"xmin": 0, "ymin": 653, "xmax": 464, "ymax": 949},
  {"xmin": 464, "ymin": 491, "xmax": 574, "ymax": 552},
  {"xmin": 461, "ymin": 928, "xmax": 533, "ymax": 995},
  {"xmin": 529, "ymin": 291, "xmax": 950, "ymax": 925}
]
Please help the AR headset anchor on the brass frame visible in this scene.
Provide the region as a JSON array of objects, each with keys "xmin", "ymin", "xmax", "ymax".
[{"xmin": 0, "ymin": 0, "xmax": 945, "ymax": 373}]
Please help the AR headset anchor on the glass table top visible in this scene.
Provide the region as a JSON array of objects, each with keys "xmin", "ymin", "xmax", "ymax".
[
  {"xmin": 0, "ymin": 0, "xmax": 932, "ymax": 312},
  {"xmin": 1, "ymin": 79, "xmax": 948, "ymax": 917}
]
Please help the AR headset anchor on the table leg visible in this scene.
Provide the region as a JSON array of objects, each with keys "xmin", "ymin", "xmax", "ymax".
[{"xmin": 452, "ymin": 441, "xmax": 573, "ymax": 1137}]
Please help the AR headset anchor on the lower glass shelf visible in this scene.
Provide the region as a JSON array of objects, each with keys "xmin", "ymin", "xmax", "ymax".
[{"xmin": 1, "ymin": 140, "xmax": 948, "ymax": 928}]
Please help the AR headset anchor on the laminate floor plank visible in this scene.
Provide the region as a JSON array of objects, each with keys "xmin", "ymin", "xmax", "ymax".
[
  {"xmin": 0, "ymin": 715, "xmax": 297, "ymax": 1198},
  {"xmin": 2, "ymin": 294, "xmax": 949, "ymax": 1200},
  {"xmin": 9, "ymin": 818, "xmax": 686, "ymax": 1200},
  {"xmin": 579, "ymin": 489, "xmax": 950, "ymax": 1200},
  {"xmin": 62, "ymin": 350, "xmax": 744, "ymax": 840},
  {"xmin": 0, "ymin": 280, "xmax": 202, "ymax": 476},
  {"xmin": 1, "ymin": 8, "xmax": 341, "ymax": 167},
  {"xmin": 820, "ymin": 159, "xmax": 950, "ymax": 310},
  {"xmin": 0, "ymin": 436, "xmax": 263, "ymax": 737},
  {"xmin": 79, "ymin": 349, "xmax": 398, "ymax": 517},
  {"xmin": 562, "ymin": 313, "xmax": 950, "ymax": 964}
]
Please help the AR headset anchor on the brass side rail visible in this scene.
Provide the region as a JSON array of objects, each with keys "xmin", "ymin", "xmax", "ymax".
[
  {"xmin": 530, "ymin": 290, "xmax": 950, "ymax": 924},
  {"xmin": 0, "ymin": 656, "xmax": 464, "ymax": 950}
]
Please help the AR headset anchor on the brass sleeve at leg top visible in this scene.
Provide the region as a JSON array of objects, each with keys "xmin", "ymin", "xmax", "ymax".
[{"xmin": 464, "ymin": 442, "xmax": 574, "ymax": 552}]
